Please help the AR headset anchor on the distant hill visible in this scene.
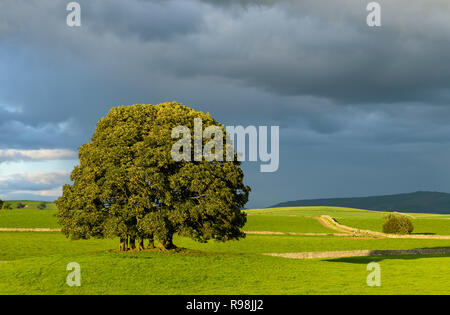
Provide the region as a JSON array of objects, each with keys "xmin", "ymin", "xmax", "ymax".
[{"xmin": 271, "ymin": 191, "xmax": 450, "ymax": 214}]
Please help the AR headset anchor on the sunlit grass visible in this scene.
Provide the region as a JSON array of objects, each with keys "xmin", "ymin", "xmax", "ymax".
[{"xmin": 1, "ymin": 204, "xmax": 450, "ymax": 294}]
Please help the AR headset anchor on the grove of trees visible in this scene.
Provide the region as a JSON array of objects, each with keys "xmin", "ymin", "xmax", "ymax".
[{"xmin": 57, "ymin": 103, "xmax": 250, "ymax": 251}]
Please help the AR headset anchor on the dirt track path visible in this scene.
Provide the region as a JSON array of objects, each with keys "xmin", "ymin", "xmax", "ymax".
[{"xmin": 314, "ymin": 216, "xmax": 356, "ymax": 234}]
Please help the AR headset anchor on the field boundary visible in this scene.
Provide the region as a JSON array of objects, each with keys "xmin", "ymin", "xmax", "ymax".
[
  {"xmin": 244, "ymin": 231, "xmax": 353, "ymax": 237},
  {"xmin": 0, "ymin": 228, "xmax": 61, "ymax": 232},
  {"xmin": 266, "ymin": 248, "xmax": 450, "ymax": 259},
  {"xmin": 1, "ymin": 214, "xmax": 449, "ymax": 240}
]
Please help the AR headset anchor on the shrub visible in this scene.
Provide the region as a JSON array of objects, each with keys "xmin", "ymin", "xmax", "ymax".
[
  {"xmin": 16, "ymin": 202, "xmax": 26, "ymax": 209},
  {"xmin": 382, "ymin": 214, "xmax": 414, "ymax": 235},
  {"xmin": 37, "ymin": 203, "xmax": 47, "ymax": 210}
]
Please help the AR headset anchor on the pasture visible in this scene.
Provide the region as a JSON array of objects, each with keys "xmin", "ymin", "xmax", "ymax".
[{"xmin": 0, "ymin": 202, "xmax": 449, "ymax": 294}]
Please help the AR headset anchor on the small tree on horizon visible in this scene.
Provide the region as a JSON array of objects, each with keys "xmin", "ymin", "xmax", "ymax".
[
  {"xmin": 56, "ymin": 103, "xmax": 250, "ymax": 251},
  {"xmin": 37, "ymin": 203, "xmax": 47, "ymax": 210}
]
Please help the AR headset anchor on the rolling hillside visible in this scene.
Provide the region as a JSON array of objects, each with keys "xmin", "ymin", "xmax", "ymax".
[{"xmin": 271, "ymin": 191, "xmax": 450, "ymax": 214}]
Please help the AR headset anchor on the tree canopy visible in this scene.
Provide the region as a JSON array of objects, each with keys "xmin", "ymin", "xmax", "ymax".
[{"xmin": 56, "ymin": 103, "xmax": 250, "ymax": 251}]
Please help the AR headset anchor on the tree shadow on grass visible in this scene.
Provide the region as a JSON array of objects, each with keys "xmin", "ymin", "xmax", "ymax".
[
  {"xmin": 411, "ymin": 232, "xmax": 436, "ymax": 235},
  {"xmin": 105, "ymin": 247, "xmax": 219, "ymax": 259},
  {"xmin": 323, "ymin": 246, "xmax": 450, "ymax": 264}
]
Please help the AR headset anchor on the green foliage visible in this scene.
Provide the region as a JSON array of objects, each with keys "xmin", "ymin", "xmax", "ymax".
[
  {"xmin": 0, "ymin": 199, "xmax": 3, "ymax": 209},
  {"xmin": 382, "ymin": 214, "xmax": 414, "ymax": 235},
  {"xmin": 57, "ymin": 103, "xmax": 250, "ymax": 250},
  {"xmin": 36, "ymin": 203, "xmax": 47, "ymax": 210}
]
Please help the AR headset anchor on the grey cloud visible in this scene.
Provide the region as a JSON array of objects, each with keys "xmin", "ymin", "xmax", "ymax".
[
  {"xmin": 0, "ymin": 192, "xmax": 57, "ymax": 201},
  {"xmin": 86, "ymin": 0, "xmax": 204, "ymax": 41},
  {"xmin": 1, "ymin": 0, "xmax": 449, "ymax": 128},
  {"xmin": 0, "ymin": 119, "xmax": 81, "ymax": 150},
  {"xmin": 0, "ymin": 149, "xmax": 77, "ymax": 162},
  {"xmin": 199, "ymin": 0, "xmax": 278, "ymax": 9},
  {"xmin": 156, "ymin": 1, "xmax": 450, "ymax": 104},
  {"xmin": 279, "ymin": 102, "xmax": 450, "ymax": 149},
  {"xmin": 0, "ymin": 171, "xmax": 69, "ymax": 192},
  {"xmin": 3, "ymin": 0, "xmax": 450, "ymax": 106}
]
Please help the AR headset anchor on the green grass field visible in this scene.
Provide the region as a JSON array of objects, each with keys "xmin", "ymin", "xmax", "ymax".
[
  {"xmin": 0, "ymin": 200, "xmax": 59, "ymax": 228},
  {"xmin": 0, "ymin": 202, "xmax": 449, "ymax": 294}
]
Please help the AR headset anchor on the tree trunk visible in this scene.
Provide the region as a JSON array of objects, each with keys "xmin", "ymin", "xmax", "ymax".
[
  {"xmin": 119, "ymin": 238, "xmax": 128, "ymax": 252},
  {"xmin": 129, "ymin": 237, "xmax": 136, "ymax": 250},
  {"xmin": 157, "ymin": 234, "xmax": 176, "ymax": 251},
  {"xmin": 137, "ymin": 238, "xmax": 145, "ymax": 251},
  {"xmin": 147, "ymin": 235, "xmax": 155, "ymax": 249}
]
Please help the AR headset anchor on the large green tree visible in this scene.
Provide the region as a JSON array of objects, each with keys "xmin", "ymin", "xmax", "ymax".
[{"xmin": 57, "ymin": 103, "xmax": 250, "ymax": 251}]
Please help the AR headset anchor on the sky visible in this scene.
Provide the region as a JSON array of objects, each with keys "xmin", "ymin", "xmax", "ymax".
[{"xmin": 1, "ymin": 0, "xmax": 450, "ymax": 208}]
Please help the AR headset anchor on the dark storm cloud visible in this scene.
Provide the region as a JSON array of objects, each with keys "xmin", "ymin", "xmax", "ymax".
[
  {"xmin": 87, "ymin": 0, "xmax": 204, "ymax": 41},
  {"xmin": 199, "ymin": 0, "xmax": 277, "ymax": 8},
  {"xmin": 160, "ymin": 0, "xmax": 450, "ymax": 104},
  {"xmin": 0, "ymin": 0, "xmax": 448, "ymax": 134},
  {"xmin": 0, "ymin": 119, "xmax": 80, "ymax": 150},
  {"xmin": 282, "ymin": 104, "xmax": 450, "ymax": 147},
  {"xmin": 2, "ymin": 0, "xmax": 450, "ymax": 112}
]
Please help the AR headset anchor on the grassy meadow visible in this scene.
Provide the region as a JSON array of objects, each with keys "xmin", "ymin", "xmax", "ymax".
[{"xmin": 0, "ymin": 202, "xmax": 449, "ymax": 294}]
